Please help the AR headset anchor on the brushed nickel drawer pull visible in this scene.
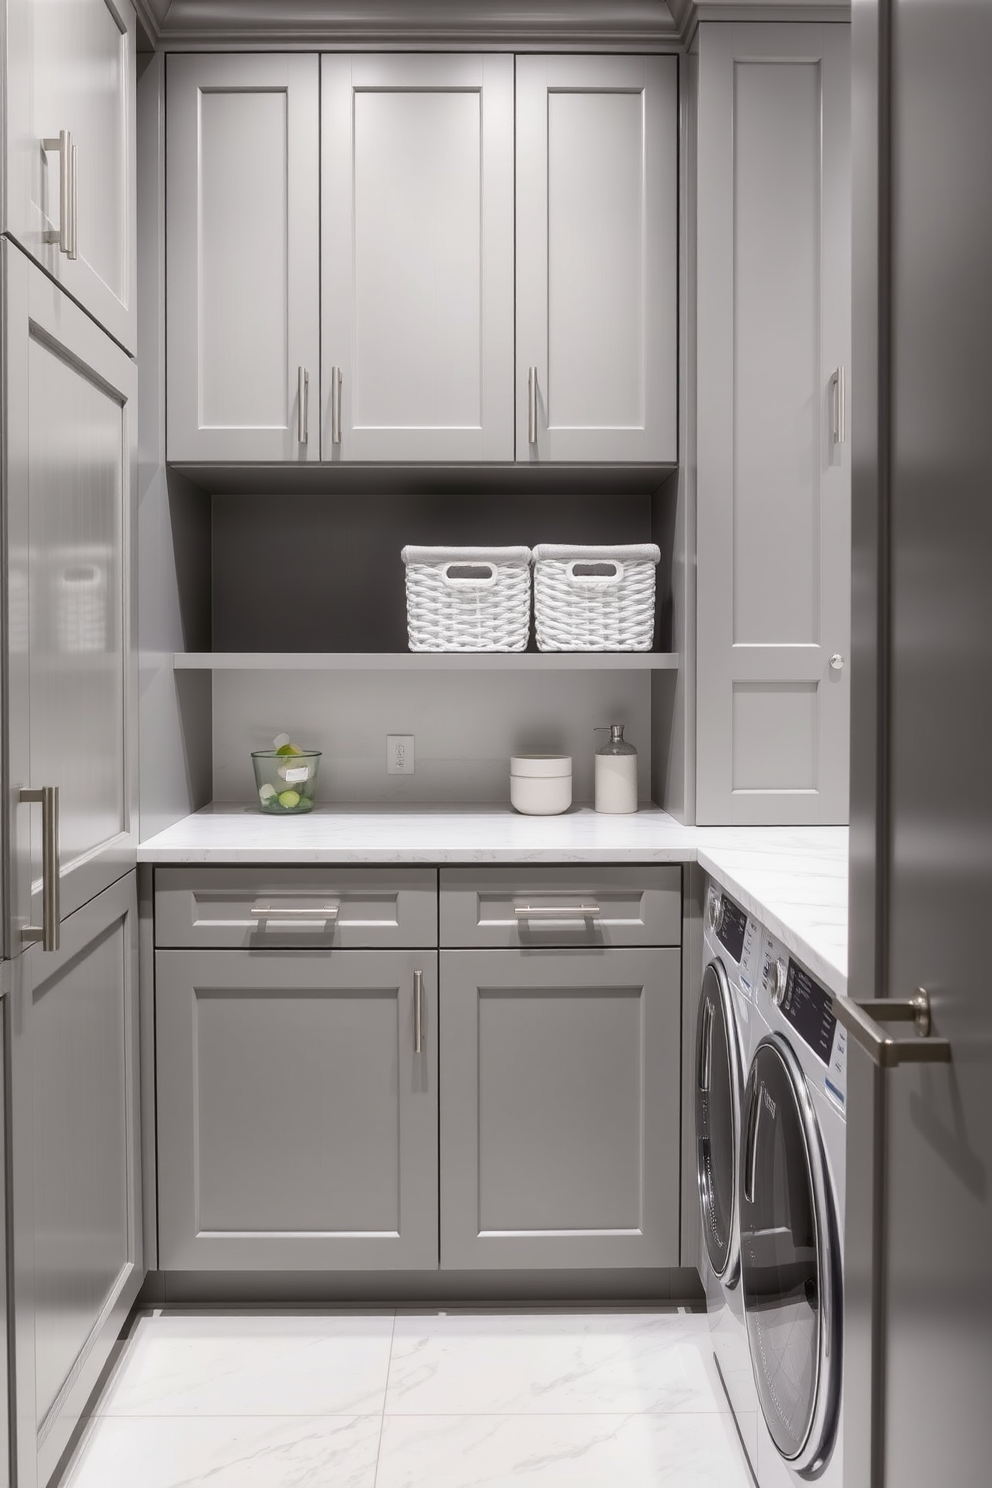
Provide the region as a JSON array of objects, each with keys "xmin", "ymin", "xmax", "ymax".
[
  {"xmin": 514, "ymin": 904, "xmax": 601, "ymax": 919},
  {"xmin": 250, "ymin": 902, "xmax": 340, "ymax": 920},
  {"xmin": 42, "ymin": 131, "xmax": 73, "ymax": 254}
]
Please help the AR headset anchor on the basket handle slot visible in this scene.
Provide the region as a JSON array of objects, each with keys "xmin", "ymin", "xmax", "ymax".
[
  {"xmin": 566, "ymin": 560, "xmax": 624, "ymax": 587},
  {"xmin": 442, "ymin": 562, "xmax": 498, "ymax": 589}
]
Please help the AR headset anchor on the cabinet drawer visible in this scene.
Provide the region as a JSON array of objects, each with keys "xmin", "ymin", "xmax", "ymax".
[
  {"xmin": 439, "ymin": 866, "xmax": 680, "ymax": 948},
  {"xmin": 155, "ymin": 867, "xmax": 437, "ymax": 949}
]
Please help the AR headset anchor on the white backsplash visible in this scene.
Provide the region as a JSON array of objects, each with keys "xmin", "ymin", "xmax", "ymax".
[{"xmin": 212, "ymin": 670, "xmax": 651, "ymax": 805}]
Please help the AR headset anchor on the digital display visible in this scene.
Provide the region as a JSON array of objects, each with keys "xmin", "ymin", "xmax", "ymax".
[
  {"xmin": 782, "ymin": 960, "xmax": 836, "ymax": 1064},
  {"xmin": 717, "ymin": 896, "xmax": 748, "ymax": 963}
]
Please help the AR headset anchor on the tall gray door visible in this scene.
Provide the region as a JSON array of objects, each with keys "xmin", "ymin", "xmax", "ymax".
[
  {"xmin": 846, "ymin": 1, "xmax": 992, "ymax": 1482},
  {"xmin": 695, "ymin": 23, "xmax": 851, "ymax": 824}
]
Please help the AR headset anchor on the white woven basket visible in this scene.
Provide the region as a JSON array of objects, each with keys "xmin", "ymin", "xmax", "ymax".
[
  {"xmin": 532, "ymin": 543, "xmax": 661, "ymax": 652},
  {"xmin": 401, "ymin": 545, "xmax": 532, "ymax": 652}
]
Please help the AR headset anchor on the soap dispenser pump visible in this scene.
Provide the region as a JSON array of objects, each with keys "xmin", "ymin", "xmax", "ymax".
[{"xmin": 594, "ymin": 724, "xmax": 638, "ymax": 814}]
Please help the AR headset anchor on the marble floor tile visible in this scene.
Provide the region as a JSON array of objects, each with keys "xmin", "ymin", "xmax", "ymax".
[
  {"xmin": 374, "ymin": 1411, "xmax": 755, "ymax": 1488},
  {"xmin": 384, "ymin": 1310, "xmax": 729, "ymax": 1417},
  {"xmin": 96, "ymin": 1310, "xmax": 395, "ymax": 1417},
  {"xmin": 60, "ymin": 1413, "xmax": 382, "ymax": 1488}
]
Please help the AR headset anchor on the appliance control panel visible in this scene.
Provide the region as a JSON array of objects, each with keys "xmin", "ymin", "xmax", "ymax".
[
  {"xmin": 715, "ymin": 892, "xmax": 747, "ymax": 962},
  {"xmin": 759, "ymin": 935, "xmax": 848, "ymax": 1109}
]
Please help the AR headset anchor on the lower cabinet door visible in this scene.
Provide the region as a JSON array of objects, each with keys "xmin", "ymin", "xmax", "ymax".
[
  {"xmin": 440, "ymin": 948, "xmax": 681, "ymax": 1269},
  {"xmin": 156, "ymin": 949, "xmax": 439, "ymax": 1269},
  {"xmin": 9, "ymin": 873, "xmax": 143, "ymax": 1488}
]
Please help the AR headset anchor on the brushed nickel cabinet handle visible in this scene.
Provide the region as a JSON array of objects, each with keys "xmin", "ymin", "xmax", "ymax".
[
  {"xmin": 414, "ymin": 969, "xmax": 424, "ymax": 1054},
  {"xmin": 331, "ymin": 365, "xmax": 343, "ymax": 446},
  {"xmin": 250, "ymin": 902, "xmax": 339, "ymax": 921},
  {"xmin": 514, "ymin": 903, "xmax": 601, "ymax": 919},
  {"xmin": 833, "ymin": 988, "xmax": 951, "ymax": 1067},
  {"xmin": 297, "ymin": 366, "xmax": 309, "ymax": 444},
  {"xmin": 68, "ymin": 140, "xmax": 79, "ymax": 260},
  {"xmin": 528, "ymin": 366, "xmax": 538, "ymax": 445},
  {"xmin": 831, "ymin": 366, "xmax": 846, "ymax": 444},
  {"xmin": 20, "ymin": 786, "xmax": 60, "ymax": 952},
  {"xmin": 42, "ymin": 132, "xmax": 73, "ymax": 255}
]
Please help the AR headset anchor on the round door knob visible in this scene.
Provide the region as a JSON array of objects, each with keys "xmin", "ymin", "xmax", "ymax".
[{"xmin": 829, "ymin": 653, "xmax": 846, "ymax": 671}]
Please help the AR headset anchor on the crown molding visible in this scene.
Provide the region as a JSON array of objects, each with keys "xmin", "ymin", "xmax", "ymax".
[
  {"xmin": 676, "ymin": 0, "xmax": 850, "ymax": 46},
  {"xmin": 155, "ymin": 1, "xmax": 681, "ymax": 52},
  {"xmin": 133, "ymin": 0, "xmax": 170, "ymax": 46}
]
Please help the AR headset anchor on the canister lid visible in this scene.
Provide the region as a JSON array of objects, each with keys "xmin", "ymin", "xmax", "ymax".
[{"xmin": 510, "ymin": 754, "xmax": 572, "ymax": 778}]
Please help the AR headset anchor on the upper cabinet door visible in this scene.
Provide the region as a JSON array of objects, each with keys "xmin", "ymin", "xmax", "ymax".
[
  {"xmin": 3, "ymin": 243, "xmax": 137, "ymax": 953},
  {"xmin": 516, "ymin": 56, "xmax": 678, "ymax": 464},
  {"xmin": 321, "ymin": 54, "xmax": 514, "ymax": 461},
  {"xmin": 166, "ymin": 54, "xmax": 320, "ymax": 463},
  {"xmin": 3, "ymin": 0, "xmax": 136, "ymax": 352},
  {"xmin": 695, "ymin": 24, "xmax": 851, "ymax": 825}
]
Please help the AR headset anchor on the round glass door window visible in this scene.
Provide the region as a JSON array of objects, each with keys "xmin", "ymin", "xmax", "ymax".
[
  {"xmin": 695, "ymin": 960, "xmax": 745, "ymax": 1283},
  {"xmin": 739, "ymin": 1036, "xmax": 841, "ymax": 1473}
]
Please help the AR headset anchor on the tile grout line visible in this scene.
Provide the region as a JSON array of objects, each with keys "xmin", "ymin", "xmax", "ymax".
[{"xmin": 371, "ymin": 1309, "xmax": 398, "ymax": 1488}]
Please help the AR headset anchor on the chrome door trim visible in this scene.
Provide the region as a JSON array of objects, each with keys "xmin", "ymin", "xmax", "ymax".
[
  {"xmin": 695, "ymin": 957, "xmax": 746, "ymax": 1285},
  {"xmin": 740, "ymin": 1033, "xmax": 842, "ymax": 1476}
]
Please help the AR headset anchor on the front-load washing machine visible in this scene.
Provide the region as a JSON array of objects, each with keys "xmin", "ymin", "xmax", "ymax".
[
  {"xmin": 695, "ymin": 878, "xmax": 764, "ymax": 1473},
  {"xmin": 739, "ymin": 928, "xmax": 848, "ymax": 1486}
]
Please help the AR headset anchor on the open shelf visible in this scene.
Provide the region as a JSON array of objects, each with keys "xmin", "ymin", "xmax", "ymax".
[
  {"xmin": 170, "ymin": 461, "xmax": 678, "ymax": 498},
  {"xmin": 174, "ymin": 651, "xmax": 680, "ymax": 672}
]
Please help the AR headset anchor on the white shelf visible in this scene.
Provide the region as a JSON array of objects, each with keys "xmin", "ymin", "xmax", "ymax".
[{"xmin": 173, "ymin": 651, "xmax": 679, "ymax": 672}]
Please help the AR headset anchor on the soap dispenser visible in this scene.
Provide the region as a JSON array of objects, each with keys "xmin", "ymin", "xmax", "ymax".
[{"xmin": 594, "ymin": 724, "xmax": 638, "ymax": 814}]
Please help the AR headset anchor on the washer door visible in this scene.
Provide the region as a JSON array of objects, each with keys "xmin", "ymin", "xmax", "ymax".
[
  {"xmin": 739, "ymin": 1035, "xmax": 841, "ymax": 1476},
  {"xmin": 695, "ymin": 959, "xmax": 746, "ymax": 1284}
]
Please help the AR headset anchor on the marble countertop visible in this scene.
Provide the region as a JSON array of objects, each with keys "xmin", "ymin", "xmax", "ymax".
[{"xmin": 138, "ymin": 804, "xmax": 848, "ymax": 996}]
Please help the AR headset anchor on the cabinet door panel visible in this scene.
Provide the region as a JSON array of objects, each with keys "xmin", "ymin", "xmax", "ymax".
[
  {"xmin": 516, "ymin": 56, "xmax": 678, "ymax": 463},
  {"xmin": 440, "ymin": 948, "xmax": 681, "ymax": 1269},
  {"xmin": 696, "ymin": 24, "xmax": 851, "ymax": 823},
  {"xmin": 156, "ymin": 950, "xmax": 439, "ymax": 1269},
  {"xmin": 3, "ymin": 0, "xmax": 136, "ymax": 351},
  {"xmin": 166, "ymin": 54, "xmax": 320, "ymax": 462},
  {"xmin": 10, "ymin": 875, "xmax": 142, "ymax": 1488},
  {"xmin": 322, "ymin": 54, "xmax": 514, "ymax": 460},
  {"xmin": 3, "ymin": 244, "xmax": 136, "ymax": 955}
]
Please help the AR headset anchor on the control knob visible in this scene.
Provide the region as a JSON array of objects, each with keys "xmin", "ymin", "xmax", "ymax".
[
  {"xmin": 765, "ymin": 956, "xmax": 788, "ymax": 1007},
  {"xmin": 707, "ymin": 891, "xmax": 724, "ymax": 934}
]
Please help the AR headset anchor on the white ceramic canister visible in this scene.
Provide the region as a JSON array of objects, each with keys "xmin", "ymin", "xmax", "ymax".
[{"xmin": 510, "ymin": 755, "xmax": 572, "ymax": 815}]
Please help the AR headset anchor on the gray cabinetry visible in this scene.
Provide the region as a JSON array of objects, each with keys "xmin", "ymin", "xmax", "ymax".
[
  {"xmin": 439, "ymin": 946, "xmax": 681, "ymax": 1269},
  {"xmin": 156, "ymin": 949, "xmax": 438, "ymax": 1270},
  {"xmin": 321, "ymin": 53, "xmax": 514, "ymax": 461},
  {"xmin": 9, "ymin": 873, "xmax": 143, "ymax": 1488},
  {"xmin": 3, "ymin": 241, "xmax": 137, "ymax": 955},
  {"xmin": 2, "ymin": 0, "xmax": 136, "ymax": 351},
  {"xmin": 166, "ymin": 53, "xmax": 320, "ymax": 462},
  {"xmin": 440, "ymin": 866, "xmax": 681, "ymax": 950},
  {"xmin": 515, "ymin": 55, "xmax": 678, "ymax": 463},
  {"xmin": 695, "ymin": 23, "xmax": 851, "ymax": 824}
]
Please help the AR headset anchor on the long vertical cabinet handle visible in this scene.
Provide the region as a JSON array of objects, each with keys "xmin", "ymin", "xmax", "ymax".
[
  {"xmin": 68, "ymin": 140, "xmax": 79, "ymax": 260},
  {"xmin": 331, "ymin": 366, "xmax": 343, "ymax": 446},
  {"xmin": 297, "ymin": 366, "xmax": 309, "ymax": 444},
  {"xmin": 528, "ymin": 366, "xmax": 538, "ymax": 445},
  {"xmin": 42, "ymin": 131, "xmax": 73, "ymax": 254},
  {"xmin": 19, "ymin": 787, "xmax": 61, "ymax": 952},
  {"xmin": 413, "ymin": 969, "xmax": 424, "ymax": 1055},
  {"xmin": 831, "ymin": 366, "xmax": 846, "ymax": 444}
]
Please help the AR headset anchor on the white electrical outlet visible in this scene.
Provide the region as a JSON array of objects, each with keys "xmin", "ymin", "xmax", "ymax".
[{"xmin": 386, "ymin": 735, "xmax": 415, "ymax": 775}]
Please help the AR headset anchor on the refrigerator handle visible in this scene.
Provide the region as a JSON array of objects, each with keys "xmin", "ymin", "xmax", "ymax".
[{"xmin": 19, "ymin": 786, "xmax": 60, "ymax": 952}]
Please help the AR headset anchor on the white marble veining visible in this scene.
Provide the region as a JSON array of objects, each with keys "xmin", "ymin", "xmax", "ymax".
[
  {"xmin": 56, "ymin": 1307, "xmax": 755, "ymax": 1488},
  {"xmin": 96, "ymin": 1310, "xmax": 395, "ymax": 1417},
  {"xmin": 384, "ymin": 1309, "xmax": 728, "ymax": 1417},
  {"xmin": 138, "ymin": 803, "xmax": 849, "ymax": 994},
  {"xmin": 374, "ymin": 1411, "xmax": 754, "ymax": 1488},
  {"xmin": 61, "ymin": 1413, "xmax": 382, "ymax": 1488}
]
